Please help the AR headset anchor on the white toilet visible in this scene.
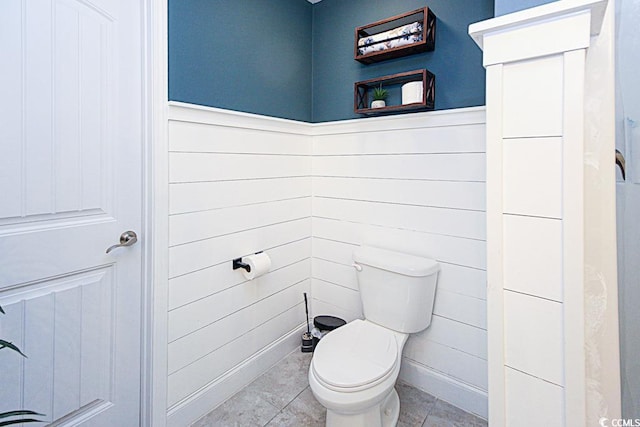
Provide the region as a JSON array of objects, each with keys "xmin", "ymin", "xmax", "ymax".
[{"xmin": 308, "ymin": 245, "xmax": 440, "ymax": 427}]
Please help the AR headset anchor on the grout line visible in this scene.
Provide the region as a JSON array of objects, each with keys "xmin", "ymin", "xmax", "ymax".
[
  {"xmin": 168, "ymin": 236, "xmax": 310, "ymax": 281},
  {"xmin": 311, "ymin": 215, "xmax": 487, "ymax": 243},
  {"xmin": 262, "ymin": 386, "xmax": 309, "ymax": 427},
  {"xmin": 312, "ymin": 175, "xmax": 486, "ymax": 183},
  {"xmin": 261, "ymin": 400, "xmax": 282, "ymax": 427},
  {"xmin": 311, "ymin": 246, "xmax": 487, "ymax": 273},
  {"xmin": 168, "ymin": 257, "xmax": 311, "ymax": 312},
  {"xmin": 504, "ymin": 364, "xmax": 564, "ymax": 388},
  {"xmin": 169, "ymin": 150, "xmax": 312, "ymax": 156},
  {"xmin": 503, "ymin": 288, "xmax": 563, "ymax": 304},
  {"xmin": 167, "ymin": 282, "xmax": 307, "ymax": 345},
  {"xmin": 312, "ymin": 151, "xmax": 486, "ymax": 157},
  {"xmin": 170, "ymin": 175, "xmax": 313, "ymax": 185},
  {"xmin": 502, "ymin": 211, "xmax": 562, "ymax": 221},
  {"xmin": 168, "ymin": 216, "xmax": 311, "ymax": 248},
  {"xmin": 313, "ymin": 195, "xmax": 486, "ymax": 213},
  {"xmin": 169, "ymin": 196, "xmax": 311, "ymax": 216},
  {"xmin": 422, "ymin": 397, "xmax": 436, "ymax": 426}
]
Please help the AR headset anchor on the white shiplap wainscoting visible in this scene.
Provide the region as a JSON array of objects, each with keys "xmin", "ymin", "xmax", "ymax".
[
  {"xmin": 311, "ymin": 108, "xmax": 488, "ymax": 418},
  {"xmin": 166, "ymin": 103, "xmax": 312, "ymax": 426},
  {"xmin": 164, "ymin": 103, "xmax": 487, "ymax": 424}
]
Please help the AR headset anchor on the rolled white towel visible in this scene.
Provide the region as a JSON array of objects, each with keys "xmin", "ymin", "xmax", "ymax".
[
  {"xmin": 358, "ymin": 21, "xmax": 422, "ymax": 48},
  {"xmin": 358, "ymin": 31, "xmax": 423, "ymax": 56}
]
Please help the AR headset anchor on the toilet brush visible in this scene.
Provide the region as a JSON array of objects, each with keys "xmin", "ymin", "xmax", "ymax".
[{"xmin": 301, "ymin": 293, "xmax": 313, "ymax": 352}]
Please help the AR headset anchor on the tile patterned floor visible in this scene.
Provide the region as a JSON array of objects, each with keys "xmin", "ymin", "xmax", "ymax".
[{"xmin": 192, "ymin": 350, "xmax": 487, "ymax": 427}]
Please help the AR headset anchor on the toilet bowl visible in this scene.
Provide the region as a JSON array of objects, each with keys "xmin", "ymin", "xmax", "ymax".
[
  {"xmin": 308, "ymin": 319, "xmax": 408, "ymax": 427},
  {"xmin": 308, "ymin": 246, "xmax": 440, "ymax": 427}
]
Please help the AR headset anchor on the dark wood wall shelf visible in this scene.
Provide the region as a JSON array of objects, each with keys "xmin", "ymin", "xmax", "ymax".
[
  {"xmin": 354, "ymin": 69, "xmax": 435, "ymax": 115},
  {"xmin": 354, "ymin": 7, "xmax": 436, "ymax": 64}
]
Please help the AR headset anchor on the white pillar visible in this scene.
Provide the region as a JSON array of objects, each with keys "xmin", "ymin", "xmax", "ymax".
[{"xmin": 469, "ymin": 1, "xmax": 621, "ymax": 426}]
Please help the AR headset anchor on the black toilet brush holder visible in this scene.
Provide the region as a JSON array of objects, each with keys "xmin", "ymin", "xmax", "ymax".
[
  {"xmin": 301, "ymin": 292, "xmax": 314, "ymax": 353},
  {"xmin": 301, "ymin": 331, "xmax": 313, "ymax": 353}
]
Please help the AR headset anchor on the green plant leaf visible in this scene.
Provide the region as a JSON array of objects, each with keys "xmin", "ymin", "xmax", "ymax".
[
  {"xmin": 372, "ymin": 86, "xmax": 388, "ymax": 101},
  {"xmin": 0, "ymin": 419, "xmax": 44, "ymax": 426},
  {"xmin": 0, "ymin": 340, "xmax": 27, "ymax": 358},
  {"xmin": 0, "ymin": 410, "xmax": 44, "ymax": 426},
  {"xmin": 0, "ymin": 411, "xmax": 44, "ymax": 419},
  {"xmin": 0, "ymin": 307, "xmax": 43, "ymax": 426}
]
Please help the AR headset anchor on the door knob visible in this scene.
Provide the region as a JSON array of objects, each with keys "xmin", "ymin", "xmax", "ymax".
[{"xmin": 106, "ymin": 231, "xmax": 138, "ymax": 254}]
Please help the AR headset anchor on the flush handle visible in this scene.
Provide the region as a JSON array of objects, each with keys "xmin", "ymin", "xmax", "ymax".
[
  {"xmin": 352, "ymin": 263, "xmax": 363, "ymax": 272},
  {"xmin": 106, "ymin": 230, "xmax": 138, "ymax": 254}
]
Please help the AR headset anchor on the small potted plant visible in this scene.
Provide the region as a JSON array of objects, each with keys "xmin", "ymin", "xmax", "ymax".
[{"xmin": 371, "ymin": 84, "xmax": 388, "ymax": 108}]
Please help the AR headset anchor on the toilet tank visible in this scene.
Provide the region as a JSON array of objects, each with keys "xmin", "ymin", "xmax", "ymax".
[{"xmin": 353, "ymin": 246, "xmax": 440, "ymax": 333}]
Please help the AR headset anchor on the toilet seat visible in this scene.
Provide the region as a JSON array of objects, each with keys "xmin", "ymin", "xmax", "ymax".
[{"xmin": 311, "ymin": 320, "xmax": 398, "ymax": 392}]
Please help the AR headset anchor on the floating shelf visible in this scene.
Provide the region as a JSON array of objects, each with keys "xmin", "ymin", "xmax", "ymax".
[
  {"xmin": 354, "ymin": 7, "xmax": 436, "ymax": 64},
  {"xmin": 354, "ymin": 69, "xmax": 435, "ymax": 115}
]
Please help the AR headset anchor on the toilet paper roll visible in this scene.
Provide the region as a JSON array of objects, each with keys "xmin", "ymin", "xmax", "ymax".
[
  {"xmin": 402, "ymin": 81, "xmax": 423, "ymax": 105},
  {"xmin": 242, "ymin": 252, "xmax": 272, "ymax": 280}
]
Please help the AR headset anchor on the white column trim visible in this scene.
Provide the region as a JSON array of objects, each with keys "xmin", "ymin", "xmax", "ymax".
[
  {"xmin": 480, "ymin": 10, "xmax": 591, "ymax": 66},
  {"xmin": 484, "ymin": 63, "xmax": 506, "ymax": 426},
  {"xmin": 469, "ymin": 0, "xmax": 607, "ymax": 50},
  {"xmin": 146, "ymin": 0, "xmax": 169, "ymax": 426},
  {"xmin": 562, "ymin": 48, "xmax": 587, "ymax": 427}
]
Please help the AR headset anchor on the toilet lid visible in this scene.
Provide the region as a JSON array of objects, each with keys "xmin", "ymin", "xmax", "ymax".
[{"xmin": 312, "ymin": 320, "xmax": 398, "ymax": 389}]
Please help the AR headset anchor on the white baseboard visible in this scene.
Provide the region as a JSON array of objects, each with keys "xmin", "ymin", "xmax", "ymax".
[
  {"xmin": 166, "ymin": 325, "xmax": 304, "ymax": 427},
  {"xmin": 399, "ymin": 357, "xmax": 488, "ymax": 420}
]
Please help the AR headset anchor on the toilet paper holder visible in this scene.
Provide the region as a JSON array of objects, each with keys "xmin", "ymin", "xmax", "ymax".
[
  {"xmin": 232, "ymin": 251, "xmax": 264, "ymax": 273},
  {"xmin": 232, "ymin": 258, "xmax": 251, "ymax": 273}
]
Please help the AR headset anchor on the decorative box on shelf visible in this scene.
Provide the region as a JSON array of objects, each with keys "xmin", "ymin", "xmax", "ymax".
[
  {"xmin": 354, "ymin": 7, "xmax": 436, "ymax": 64},
  {"xmin": 354, "ymin": 69, "xmax": 435, "ymax": 115}
]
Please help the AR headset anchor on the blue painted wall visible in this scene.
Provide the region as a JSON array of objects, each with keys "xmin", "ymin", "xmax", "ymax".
[
  {"xmin": 168, "ymin": 0, "xmax": 493, "ymax": 123},
  {"xmin": 312, "ymin": 0, "xmax": 493, "ymax": 122},
  {"xmin": 168, "ymin": 0, "xmax": 313, "ymax": 122},
  {"xmin": 494, "ymin": 0, "xmax": 557, "ymax": 16}
]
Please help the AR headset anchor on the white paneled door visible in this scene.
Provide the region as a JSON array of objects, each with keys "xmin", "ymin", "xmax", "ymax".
[{"xmin": 0, "ymin": 0, "xmax": 143, "ymax": 425}]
